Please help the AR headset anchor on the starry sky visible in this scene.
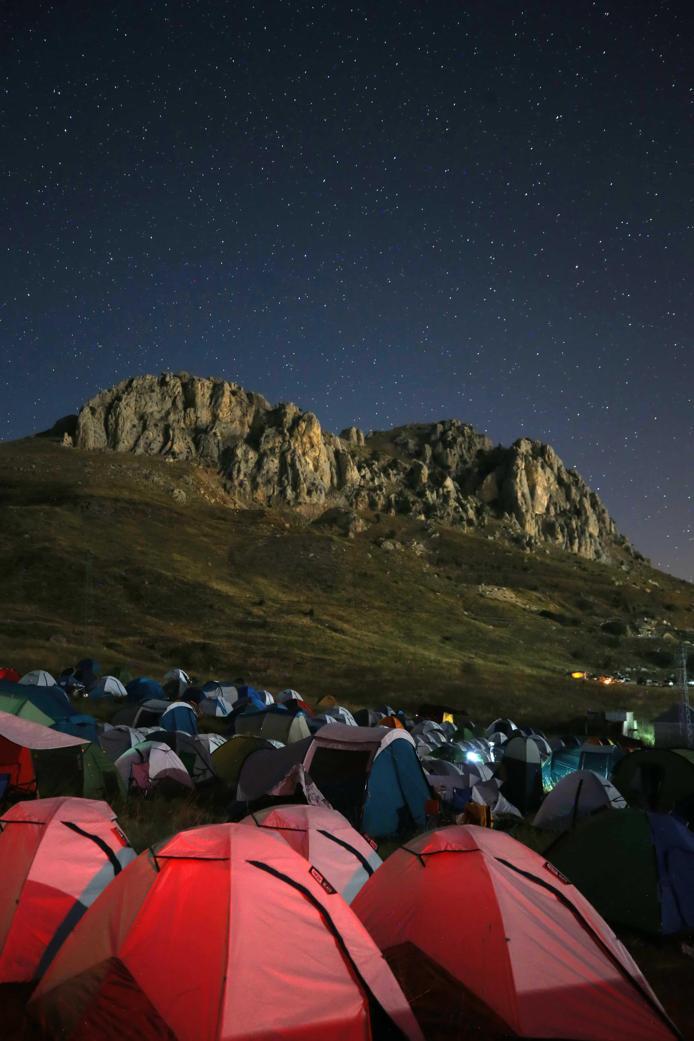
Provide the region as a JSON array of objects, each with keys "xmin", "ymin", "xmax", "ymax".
[{"xmin": 1, "ymin": 2, "xmax": 692, "ymax": 580}]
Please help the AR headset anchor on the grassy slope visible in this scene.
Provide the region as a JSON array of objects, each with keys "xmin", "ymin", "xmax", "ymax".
[{"xmin": 0, "ymin": 436, "xmax": 692, "ymax": 728}]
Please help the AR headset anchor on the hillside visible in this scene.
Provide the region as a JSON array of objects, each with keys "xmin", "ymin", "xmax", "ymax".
[{"xmin": 0, "ymin": 433, "xmax": 691, "ymax": 727}]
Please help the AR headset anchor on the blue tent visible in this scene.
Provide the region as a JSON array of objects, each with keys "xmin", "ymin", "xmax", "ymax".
[
  {"xmin": 53, "ymin": 714, "xmax": 100, "ymax": 744},
  {"xmin": 125, "ymin": 677, "xmax": 166, "ymax": 703},
  {"xmin": 362, "ymin": 737, "xmax": 431, "ymax": 837},
  {"xmin": 0, "ymin": 680, "xmax": 76, "ymax": 722},
  {"xmin": 306, "ymin": 726, "xmax": 431, "ymax": 838},
  {"xmin": 159, "ymin": 702, "xmax": 198, "ymax": 736},
  {"xmin": 547, "ymin": 744, "xmax": 623, "ymax": 786}
]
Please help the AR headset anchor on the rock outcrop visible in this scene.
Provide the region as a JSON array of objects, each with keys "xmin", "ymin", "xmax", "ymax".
[{"xmin": 72, "ymin": 372, "xmax": 627, "ymax": 560}]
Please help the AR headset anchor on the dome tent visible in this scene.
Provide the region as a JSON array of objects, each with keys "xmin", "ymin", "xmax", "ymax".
[
  {"xmin": 241, "ymin": 803, "xmax": 382, "ymax": 903},
  {"xmin": 114, "ymin": 741, "xmax": 193, "ymax": 794},
  {"xmin": 19, "ymin": 670, "xmax": 57, "ymax": 688},
  {"xmin": 90, "ymin": 676, "xmax": 127, "ymax": 699},
  {"xmin": 534, "ymin": 770, "xmax": 627, "ymax": 832},
  {"xmin": 611, "ymin": 747, "xmax": 694, "ymax": 824},
  {"xmin": 304, "ymin": 724, "xmax": 431, "ymax": 838},
  {"xmin": 0, "ymin": 797, "xmax": 135, "ymax": 985},
  {"xmin": 500, "ymin": 734, "xmax": 544, "ymax": 815},
  {"xmin": 352, "ymin": 825, "xmax": 679, "ymax": 1041},
  {"xmin": 546, "ymin": 808, "xmax": 694, "ymax": 936},
  {"xmin": 29, "ymin": 823, "xmax": 424, "ymax": 1041}
]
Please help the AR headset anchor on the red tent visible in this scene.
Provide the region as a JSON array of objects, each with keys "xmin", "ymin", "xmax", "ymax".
[
  {"xmin": 241, "ymin": 804, "xmax": 382, "ymax": 903},
  {"xmin": 352, "ymin": 825, "xmax": 679, "ymax": 1041},
  {"xmin": 0, "ymin": 797, "xmax": 135, "ymax": 985},
  {"xmin": 0, "ymin": 667, "xmax": 21, "ymax": 683},
  {"xmin": 0, "ymin": 710, "xmax": 88, "ymax": 797},
  {"xmin": 30, "ymin": 822, "xmax": 424, "ymax": 1041}
]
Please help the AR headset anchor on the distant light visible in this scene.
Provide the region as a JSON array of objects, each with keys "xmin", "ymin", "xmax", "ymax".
[{"xmin": 466, "ymin": 751, "xmax": 482, "ymax": 763}]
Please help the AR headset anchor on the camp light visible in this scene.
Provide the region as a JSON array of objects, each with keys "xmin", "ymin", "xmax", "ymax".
[{"xmin": 465, "ymin": 751, "xmax": 482, "ymax": 763}]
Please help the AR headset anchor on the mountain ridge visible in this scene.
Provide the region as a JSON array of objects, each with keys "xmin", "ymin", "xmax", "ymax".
[{"xmin": 55, "ymin": 371, "xmax": 631, "ymax": 563}]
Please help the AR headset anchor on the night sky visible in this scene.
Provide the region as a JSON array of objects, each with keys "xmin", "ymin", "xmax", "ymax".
[{"xmin": 1, "ymin": 2, "xmax": 692, "ymax": 580}]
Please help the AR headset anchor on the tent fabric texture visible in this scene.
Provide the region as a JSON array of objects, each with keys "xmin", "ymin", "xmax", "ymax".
[
  {"xmin": 500, "ymin": 735, "xmax": 544, "ymax": 816},
  {"xmin": 611, "ymin": 748, "xmax": 694, "ymax": 824},
  {"xmin": 124, "ymin": 677, "xmax": 166, "ymax": 703},
  {"xmin": 235, "ymin": 737, "xmax": 313, "ymax": 804},
  {"xmin": 159, "ymin": 701, "xmax": 199, "ymax": 736},
  {"xmin": 89, "ymin": 676, "xmax": 127, "ymax": 699},
  {"xmin": 0, "ymin": 711, "xmax": 88, "ymax": 799},
  {"xmin": 114, "ymin": 741, "xmax": 194, "ymax": 794},
  {"xmin": 0, "ymin": 681, "xmax": 75, "ymax": 725},
  {"xmin": 534, "ymin": 770, "xmax": 627, "ymax": 832},
  {"xmin": 29, "ymin": 822, "xmax": 424, "ymax": 1041},
  {"xmin": 352, "ymin": 825, "xmax": 679, "ymax": 1041},
  {"xmin": 211, "ymin": 734, "xmax": 279, "ymax": 787},
  {"xmin": 19, "ymin": 670, "xmax": 57, "ymax": 688},
  {"xmin": 235, "ymin": 706, "xmax": 311, "ymax": 744},
  {"xmin": 0, "ymin": 797, "xmax": 135, "ymax": 985},
  {"xmin": 546, "ymin": 808, "xmax": 694, "ymax": 937},
  {"xmin": 241, "ymin": 803, "xmax": 382, "ymax": 903},
  {"xmin": 304, "ymin": 725, "xmax": 431, "ymax": 838}
]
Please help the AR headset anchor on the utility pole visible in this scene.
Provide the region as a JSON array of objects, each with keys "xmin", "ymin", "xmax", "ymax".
[{"xmin": 677, "ymin": 643, "xmax": 692, "ymax": 748}]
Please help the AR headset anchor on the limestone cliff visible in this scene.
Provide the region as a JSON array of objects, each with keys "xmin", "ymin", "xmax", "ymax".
[{"xmin": 70, "ymin": 372, "xmax": 627, "ymax": 560}]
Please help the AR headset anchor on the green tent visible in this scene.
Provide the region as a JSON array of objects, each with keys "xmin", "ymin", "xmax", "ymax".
[
  {"xmin": 546, "ymin": 808, "xmax": 694, "ymax": 936},
  {"xmin": 211, "ymin": 734, "xmax": 273, "ymax": 787},
  {"xmin": 612, "ymin": 748, "xmax": 694, "ymax": 823},
  {"xmin": 0, "ymin": 693, "xmax": 54, "ymax": 727},
  {"xmin": 31, "ymin": 743, "xmax": 121, "ymax": 801}
]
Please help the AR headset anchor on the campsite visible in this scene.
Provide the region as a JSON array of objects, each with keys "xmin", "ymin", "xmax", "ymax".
[{"xmin": 1, "ymin": 663, "xmax": 693, "ymax": 1040}]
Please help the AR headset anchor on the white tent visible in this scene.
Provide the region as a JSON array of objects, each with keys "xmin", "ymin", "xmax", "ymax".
[
  {"xmin": 533, "ymin": 770, "xmax": 627, "ymax": 832},
  {"xmin": 114, "ymin": 741, "xmax": 193, "ymax": 793},
  {"xmin": 19, "ymin": 670, "xmax": 57, "ymax": 688}
]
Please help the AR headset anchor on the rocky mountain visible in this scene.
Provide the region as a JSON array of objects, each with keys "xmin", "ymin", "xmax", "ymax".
[{"xmin": 63, "ymin": 372, "xmax": 629, "ymax": 561}]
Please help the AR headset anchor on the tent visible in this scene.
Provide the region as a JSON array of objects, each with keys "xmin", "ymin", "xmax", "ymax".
[
  {"xmin": 132, "ymin": 699, "xmax": 171, "ymax": 728},
  {"xmin": 235, "ymin": 706, "xmax": 311, "ymax": 744},
  {"xmin": 0, "ymin": 711, "xmax": 88, "ymax": 799},
  {"xmin": 0, "ymin": 680, "xmax": 75, "ymax": 724},
  {"xmin": 211, "ymin": 733, "xmax": 278, "ymax": 787},
  {"xmin": 114, "ymin": 741, "xmax": 193, "ymax": 794},
  {"xmin": 0, "ymin": 667, "xmax": 21, "ymax": 683},
  {"xmin": 547, "ymin": 808, "xmax": 694, "ymax": 935},
  {"xmin": 547, "ymin": 742, "xmax": 626, "ymax": 783},
  {"xmin": 159, "ymin": 700, "xmax": 198, "ymax": 736},
  {"xmin": 162, "ymin": 667, "xmax": 191, "ymax": 698},
  {"xmin": 99, "ymin": 725, "xmax": 147, "ymax": 763},
  {"xmin": 304, "ymin": 725, "xmax": 431, "ymax": 838},
  {"xmin": 241, "ymin": 804, "xmax": 382, "ymax": 903},
  {"xmin": 233, "ymin": 737, "xmax": 314, "ymax": 811},
  {"xmin": 352, "ymin": 825, "xmax": 679, "ymax": 1041},
  {"xmin": 74, "ymin": 659, "xmax": 101, "ymax": 692},
  {"xmin": 148, "ymin": 730, "xmax": 226, "ymax": 785},
  {"xmin": 500, "ymin": 734, "xmax": 544, "ymax": 815},
  {"xmin": 124, "ymin": 676, "xmax": 166, "ymax": 703},
  {"xmin": 52, "ymin": 714, "xmax": 100, "ymax": 744},
  {"xmin": 485, "ymin": 717, "xmax": 518, "ymax": 738},
  {"xmin": 202, "ymin": 680, "xmax": 241, "ymax": 706},
  {"xmin": 89, "ymin": 676, "xmax": 127, "ymax": 699},
  {"xmin": 19, "ymin": 670, "xmax": 57, "ymax": 688},
  {"xmin": 612, "ymin": 748, "xmax": 694, "ymax": 824},
  {"xmin": 199, "ymin": 692, "xmax": 233, "ymax": 717},
  {"xmin": 0, "ymin": 797, "xmax": 135, "ymax": 984},
  {"xmin": 534, "ymin": 770, "xmax": 627, "ymax": 832},
  {"xmin": 29, "ymin": 823, "xmax": 424, "ymax": 1041},
  {"xmin": 354, "ymin": 708, "xmax": 384, "ymax": 727}
]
